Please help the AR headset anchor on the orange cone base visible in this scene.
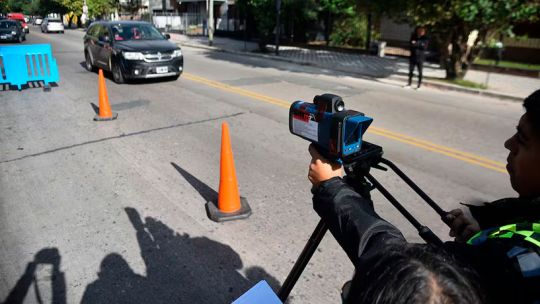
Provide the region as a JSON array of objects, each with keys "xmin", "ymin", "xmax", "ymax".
[
  {"xmin": 205, "ymin": 197, "xmax": 251, "ymax": 222},
  {"xmin": 94, "ymin": 112, "xmax": 118, "ymax": 121}
]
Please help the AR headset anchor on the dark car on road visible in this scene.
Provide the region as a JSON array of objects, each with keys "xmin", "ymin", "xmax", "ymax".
[
  {"xmin": 0, "ymin": 19, "xmax": 26, "ymax": 43},
  {"xmin": 83, "ymin": 21, "xmax": 183, "ymax": 83}
]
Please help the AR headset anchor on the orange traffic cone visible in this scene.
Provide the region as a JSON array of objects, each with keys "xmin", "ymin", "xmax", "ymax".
[
  {"xmin": 206, "ymin": 122, "xmax": 251, "ymax": 222},
  {"xmin": 94, "ymin": 69, "xmax": 118, "ymax": 121}
]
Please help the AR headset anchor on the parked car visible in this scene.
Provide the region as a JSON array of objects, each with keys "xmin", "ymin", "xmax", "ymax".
[
  {"xmin": 0, "ymin": 19, "xmax": 26, "ymax": 43},
  {"xmin": 83, "ymin": 21, "xmax": 183, "ymax": 84},
  {"xmin": 7, "ymin": 13, "xmax": 28, "ymax": 33},
  {"xmin": 41, "ymin": 18, "xmax": 64, "ymax": 33},
  {"xmin": 33, "ymin": 17, "xmax": 43, "ymax": 25}
]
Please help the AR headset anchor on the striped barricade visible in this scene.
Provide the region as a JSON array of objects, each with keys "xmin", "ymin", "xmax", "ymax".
[{"xmin": 0, "ymin": 44, "xmax": 60, "ymax": 91}]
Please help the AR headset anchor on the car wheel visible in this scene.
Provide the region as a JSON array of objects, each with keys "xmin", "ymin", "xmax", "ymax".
[
  {"xmin": 111, "ymin": 62, "xmax": 125, "ymax": 84},
  {"xmin": 171, "ymin": 75, "xmax": 180, "ymax": 81},
  {"xmin": 17, "ymin": 35, "xmax": 23, "ymax": 43},
  {"xmin": 85, "ymin": 52, "xmax": 95, "ymax": 72},
  {"xmin": 60, "ymin": 31, "xmax": 64, "ymax": 34}
]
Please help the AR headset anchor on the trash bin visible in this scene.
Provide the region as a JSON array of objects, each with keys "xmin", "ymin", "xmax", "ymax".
[{"xmin": 370, "ymin": 41, "xmax": 386, "ymax": 57}]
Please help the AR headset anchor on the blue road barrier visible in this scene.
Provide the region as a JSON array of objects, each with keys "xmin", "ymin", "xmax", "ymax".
[{"xmin": 0, "ymin": 44, "xmax": 60, "ymax": 90}]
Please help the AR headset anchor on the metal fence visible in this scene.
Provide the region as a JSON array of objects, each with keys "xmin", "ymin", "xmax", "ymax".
[
  {"xmin": 151, "ymin": 13, "xmax": 238, "ymax": 35},
  {"xmin": 152, "ymin": 13, "xmax": 205, "ymax": 35}
]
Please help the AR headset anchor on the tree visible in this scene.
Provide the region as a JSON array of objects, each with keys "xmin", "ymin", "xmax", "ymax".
[
  {"xmin": 29, "ymin": 0, "xmax": 68, "ymax": 16},
  {"xmin": 237, "ymin": 0, "xmax": 318, "ymax": 51},
  {"xmin": 88, "ymin": 0, "xmax": 115, "ymax": 19},
  {"xmin": 236, "ymin": 0, "xmax": 276, "ymax": 51},
  {"xmin": 3, "ymin": 0, "xmax": 31, "ymax": 12},
  {"xmin": 379, "ymin": 0, "xmax": 540, "ymax": 79},
  {"xmin": 319, "ymin": 0, "xmax": 355, "ymax": 45},
  {"xmin": 58, "ymin": 0, "xmax": 83, "ymax": 27}
]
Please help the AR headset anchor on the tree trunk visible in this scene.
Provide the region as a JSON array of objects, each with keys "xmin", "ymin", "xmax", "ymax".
[
  {"xmin": 445, "ymin": 27, "xmax": 470, "ymax": 80},
  {"xmin": 324, "ymin": 10, "xmax": 331, "ymax": 46}
]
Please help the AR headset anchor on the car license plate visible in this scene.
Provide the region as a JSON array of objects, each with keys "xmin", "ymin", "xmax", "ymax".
[
  {"xmin": 0, "ymin": 35, "xmax": 6, "ymax": 40},
  {"xmin": 156, "ymin": 66, "xmax": 168, "ymax": 74}
]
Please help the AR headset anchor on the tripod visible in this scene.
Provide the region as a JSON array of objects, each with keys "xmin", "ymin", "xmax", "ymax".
[{"xmin": 277, "ymin": 142, "xmax": 450, "ymax": 302}]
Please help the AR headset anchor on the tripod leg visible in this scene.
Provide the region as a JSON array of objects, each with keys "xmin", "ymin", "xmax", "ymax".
[{"xmin": 278, "ymin": 219, "xmax": 328, "ymax": 302}]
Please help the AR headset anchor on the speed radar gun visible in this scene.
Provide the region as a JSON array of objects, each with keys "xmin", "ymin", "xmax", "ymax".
[
  {"xmin": 289, "ymin": 94, "xmax": 373, "ymax": 162},
  {"xmin": 278, "ymin": 93, "xmax": 453, "ymax": 302}
]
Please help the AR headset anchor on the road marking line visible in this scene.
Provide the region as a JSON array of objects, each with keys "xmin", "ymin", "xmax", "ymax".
[
  {"xmin": 184, "ymin": 72, "xmax": 507, "ymax": 174},
  {"xmin": 370, "ymin": 127, "xmax": 506, "ymax": 168}
]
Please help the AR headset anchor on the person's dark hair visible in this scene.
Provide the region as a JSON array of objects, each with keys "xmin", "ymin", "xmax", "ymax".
[
  {"xmin": 524, "ymin": 89, "xmax": 540, "ymax": 137},
  {"xmin": 348, "ymin": 243, "xmax": 484, "ymax": 304}
]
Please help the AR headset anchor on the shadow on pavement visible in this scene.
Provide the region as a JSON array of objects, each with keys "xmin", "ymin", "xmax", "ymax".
[
  {"xmin": 202, "ymin": 48, "xmax": 398, "ymax": 80},
  {"xmin": 3, "ymin": 248, "xmax": 67, "ymax": 304},
  {"xmin": 81, "ymin": 207, "xmax": 280, "ymax": 303},
  {"xmin": 171, "ymin": 162, "xmax": 218, "ymax": 204}
]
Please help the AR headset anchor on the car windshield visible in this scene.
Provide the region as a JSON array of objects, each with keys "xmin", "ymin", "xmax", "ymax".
[
  {"xmin": 0, "ymin": 21, "xmax": 17, "ymax": 28},
  {"xmin": 111, "ymin": 24, "xmax": 164, "ymax": 41}
]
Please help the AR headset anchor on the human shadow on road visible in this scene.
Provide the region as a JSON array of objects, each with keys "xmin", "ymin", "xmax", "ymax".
[
  {"xmin": 3, "ymin": 248, "xmax": 66, "ymax": 304},
  {"xmin": 81, "ymin": 207, "xmax": 280, "ymax": 303}
]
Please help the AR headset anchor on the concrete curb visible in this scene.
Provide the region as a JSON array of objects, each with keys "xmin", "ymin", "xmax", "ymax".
[
  {"xmin": 387, "ymin": 75, "xmax": 524, "ymax": 102},
  {"xmin": 177, "ymin": 40, "xmax": 524, "ymax": 102}
]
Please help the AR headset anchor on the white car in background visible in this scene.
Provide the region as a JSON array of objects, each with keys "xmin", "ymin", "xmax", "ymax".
[
  {"xmin": 41, "ymin": 18, "xmax": 64, "ymax": 33},
  {"xmin": 34, "ymin": 17, "xmax": 43, "ymax": 25}
]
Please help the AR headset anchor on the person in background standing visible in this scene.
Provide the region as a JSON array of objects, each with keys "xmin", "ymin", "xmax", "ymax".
[{"xmin": 404, "ymin": 26, "xmax": 429, "ymax": 90}]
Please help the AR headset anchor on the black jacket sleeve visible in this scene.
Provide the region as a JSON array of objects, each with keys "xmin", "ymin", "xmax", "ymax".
[{"xmin": 311, "ymin": 177, "xmax": 406, "ymax": 268}]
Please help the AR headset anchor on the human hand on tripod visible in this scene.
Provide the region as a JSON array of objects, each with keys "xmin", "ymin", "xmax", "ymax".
[
  {"xmin": 308, "ymin": 144, "xmax": 342, "ymax": 186},
  {"xmin": 446, "ymin": 208, "xmax": 480, "ymax": 243}
]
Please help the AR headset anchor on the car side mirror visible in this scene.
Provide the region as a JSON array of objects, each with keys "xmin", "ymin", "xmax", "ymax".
[{"xmin": 163, "ymin": 33, "xmax": 170, "ymax": 40}]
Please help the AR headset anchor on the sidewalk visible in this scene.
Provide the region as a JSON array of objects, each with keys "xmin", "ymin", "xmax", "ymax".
[{"xmin": 170, "ymin": 33, "xmax": 538, "ymax": 101}]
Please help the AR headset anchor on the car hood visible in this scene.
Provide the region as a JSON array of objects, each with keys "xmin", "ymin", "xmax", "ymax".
[{"xmin": 113, "ymin": 40, "xmax": 178, "ymax": 52}]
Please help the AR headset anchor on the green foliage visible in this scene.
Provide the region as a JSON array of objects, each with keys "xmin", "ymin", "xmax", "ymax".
[
  {"xmin": 88, "ymin": 0, "xmax": 115, "ymax": 18},
  {"xmin": 29, "ymin": 0, "xmax": 68, "ymax": 16},
  {"xmin": 329, "ymin": 13, "xmax": 368, "ymax": 47},
  {"xmin": 4, "ymin": 0, "xmax": 31, "ymax": 12},
  {"xmin": 244, "ymin": 0, "xmax": 275, "ymax": 43},
  {"xmin": 238, "ymin": 0, "xmax": 318, "ymax": 50},
  {"xmin": 59, "ymin": 0, "xmax": 83, "ymax": 15},
  {"xmin": 383, "ymin": 0, "xmax": 540, "ymax": 79},
  {"xmin": 474, "ymin": 58, "xmax": 540, "ymax": 71},
  {"xmin": 320, "ymin": 0, "xmax": 355, "ymax": 14}
]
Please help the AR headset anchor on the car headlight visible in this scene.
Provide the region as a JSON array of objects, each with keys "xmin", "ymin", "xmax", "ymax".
[
  {"xmin": 11, "ymin": 31, "xmax": 16, "ymax": 35},
  {"xmin": 123, "ymin": 52, "xmax": 144, "ymax": 60},
  {"xmin": 172, "ymin": 49, "xmax": 182, "ymax": 58}
]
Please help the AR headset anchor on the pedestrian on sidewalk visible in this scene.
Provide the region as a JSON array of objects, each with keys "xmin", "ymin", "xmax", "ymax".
[{"xmin": 405, "ymin": 26, "xmax": 429, "ymax": 90}]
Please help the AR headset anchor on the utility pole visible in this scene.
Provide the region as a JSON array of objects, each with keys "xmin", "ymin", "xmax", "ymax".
[
  {"xmin": 81, "ymin": 0, "xmax": 88, "ymax": 26},
  {"xmin": 365, "ymin": 11, "xmax": 372, "ymax": 52},
  {"xmin": 208, "ymin": 0, "xmax": 214, "ymax": 46},
  {"xmin": 275, "ymin": 0, "xmax": 281, "ymax": 55}
]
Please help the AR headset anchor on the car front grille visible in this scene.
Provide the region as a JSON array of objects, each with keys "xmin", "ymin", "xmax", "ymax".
[{"xmin": 143, "ymin": 51, "xmax": 173, "ymax": 62}]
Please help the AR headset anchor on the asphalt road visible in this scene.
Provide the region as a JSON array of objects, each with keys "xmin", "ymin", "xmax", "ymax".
[{"xmin": 0, "ymin": 26, "xmax": 524, "ymax": 303}]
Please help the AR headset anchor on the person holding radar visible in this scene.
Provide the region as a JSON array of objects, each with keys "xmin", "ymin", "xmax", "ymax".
[{"xmin": 292, "ymin": 91, "xmax": 540, "ymax": 303}]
